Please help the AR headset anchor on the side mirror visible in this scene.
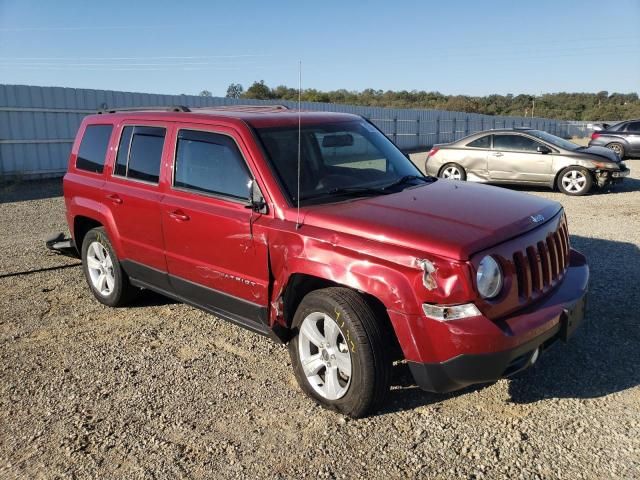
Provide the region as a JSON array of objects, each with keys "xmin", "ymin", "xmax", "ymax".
[
  {"xmin": 245, "ymin": 179, "xmax": 268, "ymax": 214},
  {"xmin": 537, "ymin": 145, "xmax": 552, "ymax": 154}
]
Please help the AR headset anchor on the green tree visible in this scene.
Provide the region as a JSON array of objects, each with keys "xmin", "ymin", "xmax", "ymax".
[
  {"xmin": 243, "ymin": 80, "xmax": 274, "ymax": 100},
  {"xmin": 226, "ymin": 83, "xmax": 244, "ymax": 99}
]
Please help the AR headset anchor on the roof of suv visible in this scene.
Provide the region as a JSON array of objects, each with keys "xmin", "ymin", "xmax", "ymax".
[{"xmin": 92, "ymin": 105, "xmax": 361, "ymax": 129}]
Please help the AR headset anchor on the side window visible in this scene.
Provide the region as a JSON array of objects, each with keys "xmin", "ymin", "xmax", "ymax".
[
  {"xmin": 76, "ymin": 125, "xmax": 113, "ymax": 173},
  {"xmin": 466, "ymin": 135, "xmax": 491, "ymax": 149},
  {"xmin": 493, "ymin": 134, "xmax": 540, "ymax": 152},
  {"xmin": 113, "ymin": 126, "xmax": 166, "ymax": 183},
  {"xmin": 625, "ymin": 121, "xmax": 640, "ymax": 133},
  {"xmin": 174, "ymin": 130, "xmax": 251, "ymax": 200}
]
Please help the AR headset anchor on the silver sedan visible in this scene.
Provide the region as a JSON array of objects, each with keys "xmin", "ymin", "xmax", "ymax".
[{"xmin": 424, "ymin": 128, "xmax": 630, "ymax": 195}]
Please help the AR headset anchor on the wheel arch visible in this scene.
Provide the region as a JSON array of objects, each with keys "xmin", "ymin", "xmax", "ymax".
[{"xmin": 281, "ymin": 273, "xmax": 403, "ymax": 359}]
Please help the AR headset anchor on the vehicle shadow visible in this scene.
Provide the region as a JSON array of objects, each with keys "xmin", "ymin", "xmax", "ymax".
[
  {"xmin": 0, "ymin": 178, "xmax": 63, "ymax": 203},
  {"xmin": 376, "ymin": 235, "xmax": 640, "ymax": 415}
]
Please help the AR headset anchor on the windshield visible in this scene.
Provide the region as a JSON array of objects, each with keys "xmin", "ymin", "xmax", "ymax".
[
  {"xmin": 255, "ymin": 120, "xmax": 426, "ymax": 205},
  {"xmin": 527, "ymin": 130, "xmax": 580, "ymax": 151}
]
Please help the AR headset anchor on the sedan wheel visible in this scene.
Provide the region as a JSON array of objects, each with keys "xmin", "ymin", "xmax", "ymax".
[
  {"xmin": 439, "ymin": 163, "xmax": 467, "ymax": 180},
  {"xmin": 558, "ymin": 167, "xmax": 593, "ymax": 196},
  {"xmin": 606, "ymin": 143, "xmax": 625, "ymax": 159},
  {"xmin": 298, "ymin": 311, "xmax": 352, "ymax": 401}
]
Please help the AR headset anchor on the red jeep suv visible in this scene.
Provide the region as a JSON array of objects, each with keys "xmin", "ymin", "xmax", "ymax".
[{"xmin": 63, "ymin": 105, "xmax": 589, "ymax": 417}]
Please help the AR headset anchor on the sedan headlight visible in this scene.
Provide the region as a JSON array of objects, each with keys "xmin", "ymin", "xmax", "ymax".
[{"xmin": 476, "ymin": 256, "xmax": 503, "ymax": 299}]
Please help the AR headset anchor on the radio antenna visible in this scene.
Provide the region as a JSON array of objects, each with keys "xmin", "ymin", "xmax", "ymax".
[{"xmin": 295, "ymin": 60, "xmax": 302, "ymax": 230}]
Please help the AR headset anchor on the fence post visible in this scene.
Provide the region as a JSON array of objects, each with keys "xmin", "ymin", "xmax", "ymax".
[
  {"xmin": 416, "ymin": 117, "xmax": 420, "ymax": 148},
  {"xmin": 393, "ymin": 117, "xmax": 398, "ymax": 144},
  {"xmin": 436, "ymin": 117, "xmax": 440, "ymax": 144},
  {"xmin": 452, "ymin": 117, "xmax": 457, "ymax": 141},
  {"xmin": 465, "ymin": 116, "xmax": 469, "ymax": 136},
  {"xmin": 493, "ymin": 118, "xmax": 496, "ymax": 129}
]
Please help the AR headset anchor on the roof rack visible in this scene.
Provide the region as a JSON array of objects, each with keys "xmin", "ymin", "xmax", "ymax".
[
  {"xmin": 97, "ymin": 105, "xmax": 191, "ymax": 114},
  {"xmin": 193, "ymin": 105, "xmax": 290, "ymax": 112}
]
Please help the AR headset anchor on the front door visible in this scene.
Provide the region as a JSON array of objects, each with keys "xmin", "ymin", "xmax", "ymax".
[
  {"xmin": 489, "ymin": 133, "xmax": 552, "ymax": 184},
  {"xmin": 160, "ymin": 125, "xmax": 270, "ymax": 330}
]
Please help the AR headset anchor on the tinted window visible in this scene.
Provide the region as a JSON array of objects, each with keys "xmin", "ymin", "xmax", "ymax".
[
  {"xmin": 467, "ymin": 135, "xmax": 491, "ymax": 148},
  {"xmin": 493, "ymin": 134, "xmax": 540, "ymax": 152},
  {"xmin": 114, "ymin": 126, "xmax": 133, "ymax": 177},
  {"xmin": 120, "ymin": 126, "xmax": 165, "ymax": 183},
  {"xmin": 174, "ymin": 130, "xmax": 251, "ymax": 199},
  {"xmin": 76, "ymin": 125, "xmax": 113, "ymax": 173},
  {"xmin": 625, "ymin": 121, "xmax": 640, "ymax": 133}
]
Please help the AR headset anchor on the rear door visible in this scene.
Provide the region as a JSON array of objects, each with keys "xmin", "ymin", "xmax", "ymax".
[
  {"xmin": 489, "ymin": 133, "xmax": 553, "ymax": 183},
  {"xmin": 104, "ymin": 122, "xmax": 170, "ymax": 288},
  {"xmin": 160, "ymin": 124, "xmax": 270, "ymax": 330},
  {"xmin": 623, "ymin": 121, "xmax": 640, "ymax": 154}
]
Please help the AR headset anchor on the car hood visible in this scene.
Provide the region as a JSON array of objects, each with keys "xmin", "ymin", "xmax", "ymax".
[
  {"xmin": 303, "ymin": 180, "xmax": 562, "ymax": 260},
  {"xmin": 578, "ymin": 145, "xmax": 620, "ymax": 163}
]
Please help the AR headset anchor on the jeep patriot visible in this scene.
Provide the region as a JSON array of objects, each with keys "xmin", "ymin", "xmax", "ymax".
[{"xmin": 63, "ymin": 105, "xmax": 589, "ymax": 417}]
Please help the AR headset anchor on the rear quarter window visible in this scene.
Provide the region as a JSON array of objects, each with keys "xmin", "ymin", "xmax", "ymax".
[
  {"xmin": 76, "ymin": 125, "xmax": 113, "ymax": 173},
  {"xmin": 466, "ymin": 135, "xmax": 491, "ymax": 148}
]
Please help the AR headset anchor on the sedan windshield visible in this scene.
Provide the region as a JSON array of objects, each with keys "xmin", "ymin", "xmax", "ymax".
[
  {"xmin": 255, "ymin": 120, "xmax": 428, "ymax": 205},
  {"xmin": 527, "ymin": 130, "xmax": 580, "ymax": 151}
]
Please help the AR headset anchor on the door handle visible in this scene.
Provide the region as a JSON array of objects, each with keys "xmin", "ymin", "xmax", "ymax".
[
  {"xmin": 491, "ymin": 152, "xmax": 504, "ymax": 157},
  {"xmin": 169, "ymin": 210, "xmax": 190, "ymax": 221},
  {"xmin": 106, "ymin": 194, "xmax": 123, "ymax": 204}
]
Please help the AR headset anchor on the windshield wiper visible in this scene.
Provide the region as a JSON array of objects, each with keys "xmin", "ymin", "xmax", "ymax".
[
  {"xmin": 301, "ymin": 186, "xmax": 388, "ymax": 201},
  {"xmin": 382, "ymin": 174, "xmax": 435, "ymax": 190}
]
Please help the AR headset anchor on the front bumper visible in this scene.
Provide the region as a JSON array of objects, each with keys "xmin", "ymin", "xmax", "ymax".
[
  {"xmin": 595, "ymin": 167, "xmax": 630, "ymax": 187},
  {"xmin": 403, "ymin": 250, "xmax": 589, "ymax": 393}
]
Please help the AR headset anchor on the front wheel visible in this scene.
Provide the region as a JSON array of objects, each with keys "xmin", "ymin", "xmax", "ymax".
[
  {"xmin": 289, "ymin": 288, "xmax": 392, "ymax": 418},
  {"xmin": 557, "ymin": 167, "xmax": 593, "ymax": 196},
  {"xmin": 439, "ymin": 162, "xmax": 467, "ymax": 181}
]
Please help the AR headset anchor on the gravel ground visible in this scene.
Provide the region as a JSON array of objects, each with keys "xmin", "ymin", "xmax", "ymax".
[{"xmin": 0, "ymin": 159, "xmax": 639, "ymax": 479}]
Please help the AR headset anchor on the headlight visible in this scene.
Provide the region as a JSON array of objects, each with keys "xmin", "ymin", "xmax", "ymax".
[{"xmin": 476, "ymin": 256, "xmax": 503, "ymax": 299}]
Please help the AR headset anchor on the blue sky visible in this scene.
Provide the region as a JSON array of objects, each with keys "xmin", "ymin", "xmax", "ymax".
[{"xmin": 0, "ymin": 0, "xmax": 638, "ymax": 96}]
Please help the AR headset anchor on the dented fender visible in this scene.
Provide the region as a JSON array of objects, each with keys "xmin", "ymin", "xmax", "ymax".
[{"xmin": 262, "ymin": 219, "xmax": 476, "ymax": 329}]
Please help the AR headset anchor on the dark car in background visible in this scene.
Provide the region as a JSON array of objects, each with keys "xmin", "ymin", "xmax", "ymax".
[
  {"xmin": 588, "ymin": 119, "xmax": 640, "ymax": 159},
  {"xmin": 425, "ymin": 128, "xmax": 629, "ymax": 196}
]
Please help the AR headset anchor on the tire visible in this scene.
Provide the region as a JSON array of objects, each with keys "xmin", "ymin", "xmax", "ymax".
[
  {"xmin": 557, "ymin": 167, "xmax": 593, "ymax": 196},
  {"xmin": 81, "ymin": 227, "xmax": 138, "ymax": 307},
  {"xmin": 439, "ymin": 162, "xmax": 467, "ymax": 181},
  {"xmin": 288, "ymin": 288, "xmax": 392, "ymax": 418},
  {"xmin": 606, "ymin": 142, "xmax": 625, "ymax": 159}
]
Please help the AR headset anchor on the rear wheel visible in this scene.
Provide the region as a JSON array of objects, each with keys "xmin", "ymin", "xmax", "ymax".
[
  {"xmin": 81, "ymin": 227, "xmax": 138, "ymax": 307},
  {"xmin": 289, "ymin": 288, "xmax": 392, "ymax": 418},
  {"xmin": 606, "ymin": 142, "xmax": 625, "ymax": 159},
  {"xmin": 557, "ymin": 167, "xmax": 593, "ymax": 196},
  {"xmin": 439, "ymin": 162, "xmax": 467, "ymax": 181}
]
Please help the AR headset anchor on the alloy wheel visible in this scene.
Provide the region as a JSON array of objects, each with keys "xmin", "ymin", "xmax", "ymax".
[
  {"xmin": 561, "ymin": 170, "xmax": 587, "ymax": 194},
  {"xmin": 298, "ymin": 311, "xmax": 352, "ymax": 401},
  {"xmin": 442, "ymin": 166, "xmax": 462, "ymax": 180},
  {"xmin": 86, "ymin": 241, "xmax": 115, "ymax": 296}
]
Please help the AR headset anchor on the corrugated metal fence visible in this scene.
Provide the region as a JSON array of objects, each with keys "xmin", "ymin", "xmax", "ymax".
[{"xmin": 0, "ymin": 84, "xmax": 596, "ymax": 178}]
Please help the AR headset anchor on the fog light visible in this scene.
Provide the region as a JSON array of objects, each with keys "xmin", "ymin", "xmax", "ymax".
[{"xmin": 422, "ymin": 303, "xmax": 481, "ymax": 321}]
